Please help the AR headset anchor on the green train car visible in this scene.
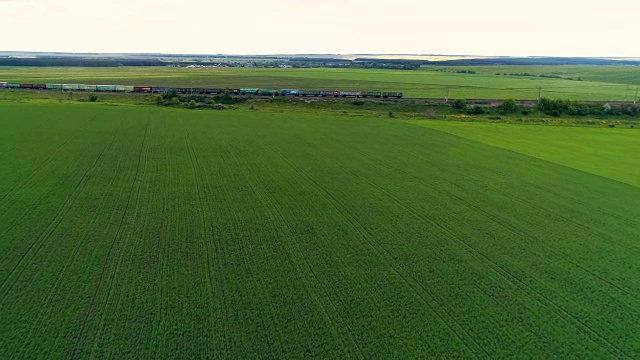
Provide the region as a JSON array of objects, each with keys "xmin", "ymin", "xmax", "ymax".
[
  {"xmin": 361, "ymin": 91, "xmax": 382, "ymax": 98},
  {"xmin": 382, "ymin": 92, "xmax": 403, "ymax": 98},
  {"xmin": 96, "ymin": 85, "xmax": 117, "ymax": 92},
  {"xmin": 240, "ymin": 88, "xmax": 259, "ymax": 95},
  {"xmin": 299, "ymin": 90, "xmax": 321, "ymax": 96},
  {"xmin": 258, "ymin": 89, "xmax": 279, "ymax": 96}
]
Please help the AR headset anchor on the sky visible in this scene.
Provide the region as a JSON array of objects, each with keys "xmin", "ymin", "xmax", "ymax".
[{"xmin": 1, "ymin": 0, "xmax": 638, "ymax": 57}]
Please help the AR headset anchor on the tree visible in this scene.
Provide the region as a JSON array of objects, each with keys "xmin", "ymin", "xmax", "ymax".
[{"xmin": 500, "ymin": 98, "xmax": 518, "ymax": 113}]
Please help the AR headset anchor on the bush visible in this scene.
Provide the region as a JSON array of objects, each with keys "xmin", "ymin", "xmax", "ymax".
[
  {"xmin": 352, "ymin": 100, "xmax": 365, "ymax": 106},
  {"xmin": 577, "ymin": 104, "xmax": 591, "ymax": 116},
  {"xmin": 539, "ymin": 97, "xmax": 600, "ymax": 117},
  {"xmin": 88, "ymin": 94, "xmax": 100, "ymax": 102},
  {"xmin": 468, "ymin": 105, "xmax": 486, "ymax": 115},
  {"xmin": 213, "ymin": 104, "xmax": 225, "ymax": 110},
  {"xmin": 213, "ymin": 92, "xmax": 246, "ymax": 104},
  {"xmin": 188, "ymin": 100, "xmax": 197, "ymax": 109},
  {"xmin": 500, "ymin": 98, "xmax": 518, "ymax": 113},
  {"xmin": 452, "ymin": 99, "xmax": 467, "ymax": 111},
  {"xmin": 521, "ymin": 109, "xmax": 530, "ymax": 115}
]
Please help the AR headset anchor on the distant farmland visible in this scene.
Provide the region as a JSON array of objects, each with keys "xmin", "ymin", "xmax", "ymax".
[
  {"xmin": 1, "ymin": 66, "xmax": 639, "ymax": 101},
  {"xmin": 1, "ymin": 103, "xmax": 639, "ymax": 358}
]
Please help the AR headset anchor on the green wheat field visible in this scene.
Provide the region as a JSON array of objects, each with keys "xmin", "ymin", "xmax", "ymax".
[{"xmin": 1, "ymin": 102, "xmax": 639, "ymax": 358}]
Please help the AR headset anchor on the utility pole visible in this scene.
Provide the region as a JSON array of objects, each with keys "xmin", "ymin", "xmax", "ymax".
[
  {"xmin": 634, "ymin": 87, "xmax": 639, "ymax": 104},
  {"xmin": 445, "ymin": 85, "xmax": 450, "ymax": 102},
  {"xmin": 538, "ymin": 86, "xmax": 542, "ymax": 103}
]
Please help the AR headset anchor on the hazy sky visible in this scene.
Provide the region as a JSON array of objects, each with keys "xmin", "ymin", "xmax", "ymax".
[{"xmin": 1, "ymin": 0, "xmax": 638, "ymax": 56}]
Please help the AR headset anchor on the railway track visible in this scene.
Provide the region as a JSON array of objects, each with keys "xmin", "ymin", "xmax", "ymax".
[{"xmin": 1, "ymin": 88, "xmax": 636, "ymax": 106}]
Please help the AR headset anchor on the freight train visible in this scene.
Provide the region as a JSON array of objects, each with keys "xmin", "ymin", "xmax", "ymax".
[{"xmin": 0, "ymin": 82, "xmax": 404, "ymax": 98}]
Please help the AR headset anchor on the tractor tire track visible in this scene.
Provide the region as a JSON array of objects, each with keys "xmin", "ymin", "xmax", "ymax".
[
  {"xmin": 24, "ymin": 120, "xmax": 125, "ymax": 358},
  {"xmin": 256, "ymin": 137, "xmax": 483, "ymax": 358},
  {"xmin": 181, "ymin": 121, "xmax": 233, "ymax": 358},
  {"xmin": 246, "ymin": 132, "xmax": 366, "ymax": 359},
  {"xmin": 71, "ymin": 118, "xmax": 150, "ymax": 360},
  {"xmin": 0, "ymin": 119, "xmax": 113, "ymax": 306},
  {"xmin": 0, "ymin": 116, "xmax": 94, "ymax": 207},
  {"xmin": 315, "ymin": 130, "xmax": 633, "ymax": 358}
]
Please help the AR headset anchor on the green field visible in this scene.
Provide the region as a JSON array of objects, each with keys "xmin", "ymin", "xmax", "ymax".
[
  {"xmin": 410, "ymin": 120, "xmax": 640, "ymax": 188},
  {"xmin": 1, "ymin": 103, "xmax": 640, "ymax": 358},
  {"xmin": 432, "ymin": 65, "xmax": 640, "ymax": 87},
  {"xmin": 2, "ymin": 66, "xmax": 639, "ymax": 101}
]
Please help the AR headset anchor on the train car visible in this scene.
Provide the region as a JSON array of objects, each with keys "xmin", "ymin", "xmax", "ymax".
[
  {"xmin": 279, "ymin": 89, "xmax": 300, "ymax": 96},
  {"xmin": 361, "ymin": 91, "xmax": 382, "ymax": 98},
  {"xmin": 382, "ymin": 92, "xmax": 403, "ymax": 99},
  {"xmin": 191, "ymin": 88, "xmax": 206, "ymax": 94},
  {"xmin": 174, "ymin": 88, "xmax": 190, "ymax": 94},
  {"xmin": 81, "ymin": 84, "xmax": 98, "ymax": 91},
  {"xmin": 63, "ymin": 84, "xmax": 81, "ymax": 91},
  {"xmin": 152, "ymin": 87, "xmax": 168, "ymax": 93},
  {"xmin": 299, "ymin": 90, "xmax": 321, "ymax": 97},
  {"xmin": 0, "ymin": 82, "xmax": 8, "ymax": 88},
  {"xmin": 340, "ymin": 91, "xmax": 361, "ymax": 98},
  {"xmin": 20, "ymin": 83, "xmax": 46, "ymax": 89},
  {"xmin": 96, "ymin": 85, "xmax": 116, "ymax": 92},
  {"xmin": 133, "ymin": 86, "xmax": 152, "ymax": 93},
  {"xmin": 116, "ymin": 85, "xmax": 134, "ymax": 92},
  {"xmin": 8, "ymin": 83, "xmax": 21, "ymax": 89},
  {"xmin": 204, "ymin": 88, "xmax": 224, "ymax": 94},
  {"xmin": 319, "ymin": 90, "xmax": 338, "ymax": 97},
  {"xmin": 240, "ymin": 88, "xmax": 259, "ymax": 95},
  {"xmin": 46, "ymin": 83, "xmax": 62, "ymax": 90},
  {"xmin": 226, "ymin": 88, "xmax": 241, "ymax": 95},
  {"xmin": 258, "ymin": 89, "xmax": 279, "ymax": 96}
]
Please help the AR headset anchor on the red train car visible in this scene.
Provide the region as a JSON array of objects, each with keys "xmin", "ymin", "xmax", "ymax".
[{"xmin": 133, "ymin": 86, "xmax": 152, "ymax": 93}]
